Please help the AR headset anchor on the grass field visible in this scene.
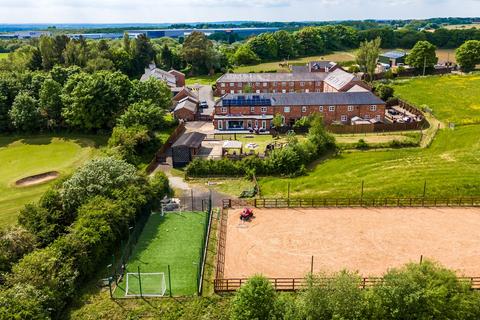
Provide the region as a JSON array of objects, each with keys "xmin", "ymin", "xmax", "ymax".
[
  {"xmin": 0, "ymin": 52, "xmax": 8, "ymax": 60},
  {"xmin": 393, "ymin": 74, "xmax": 480, "ymax": 125},
  {"xmin": 444, "ymin": 24, "xmax": 480, "ymax": 30},
  {"xmin": 114, "ymin": 211, "xmax": 208, "ymax": 297},
  {"xmin": 0, "ymin": 134, "xmax": 105, "ymax": 228},
  {"xmin": 185, "ymin": 73, "xmax": 222, "ymax": 86}
]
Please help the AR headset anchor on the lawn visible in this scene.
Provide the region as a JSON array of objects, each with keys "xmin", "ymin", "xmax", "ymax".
[
  {"xmin": 185, "ymin": 73, "xmax": 222, "ymax": 86},
  {"xmin": 0, "ymin": 134, "xmax": 105, "ymax": 228},
  {"xmin": 0, "ymin": 52, "xmax": 8, "ymax": 60},
  {"xmin": 259, "ymin": 124, "xmax": 480, "ymax": 199},
  {"xmin": 114, "ymin": 211, "xmax": 208, "ymax": 297},
  {"xmin": 392, "ymin": 74, "xmax": 480, "ymax": 125}
]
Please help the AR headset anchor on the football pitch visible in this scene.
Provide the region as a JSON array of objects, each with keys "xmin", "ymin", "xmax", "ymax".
[{"xmin": 114, "ymin": 211, "xmax": 208, "ymax": 297}]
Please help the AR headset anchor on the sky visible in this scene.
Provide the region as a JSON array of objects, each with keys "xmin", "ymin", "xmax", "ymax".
[{"xmin": 0, "ymin": 0, "xmax": 479, "ymax": 24}]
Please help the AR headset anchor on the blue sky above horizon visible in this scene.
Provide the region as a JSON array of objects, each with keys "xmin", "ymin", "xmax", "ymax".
[{"xmin": 0, "ymin": 0, "xmax": 479, "ymax": 24}]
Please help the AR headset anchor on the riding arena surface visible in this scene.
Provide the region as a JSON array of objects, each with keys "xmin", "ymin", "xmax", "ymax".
[{"xmin": 223, "ymin": 207, "xmax": 480, "ymax": 278}]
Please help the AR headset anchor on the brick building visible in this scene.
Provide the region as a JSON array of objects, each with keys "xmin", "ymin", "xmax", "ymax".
[
  {"xmin": 141, "ymin": 64, "xmax": 186, "ymax": 91},
  {"xmin": 213, "ymin": 92, "xmax": 386, "ymax": 131},
  {"xmin": 214, "ymin": 68, "xmax": 367, "ymax": 96}
]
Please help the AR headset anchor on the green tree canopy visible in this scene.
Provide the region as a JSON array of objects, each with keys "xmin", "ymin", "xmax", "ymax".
[
  {"xmin": 356, "ymin": 37, "xmax": 381, "ymax": 82},
  {"xmin": 405, "ymin": 40, "xmax": 438, "ymax": 70},
  {"xmin": 117, "ymin": 100, "xmax": 166, "ymax": 130},
  {"xmin": 230, "ymin": 275, "xmax": 277, "ymax": 320},
  {"xmin": 9, "ymin": 91, "xmax": 42, "ymax": 131},
  {"xmin": 455, "ymin": 40, "xmax": 480, "ymax": 72},
  {"xmin": 129, "ymin": 77, "xmax": 172, "ymax": 110},
  {"xmin": 232, "ymin": 44, "xmax": 261, "ymax": 66}
]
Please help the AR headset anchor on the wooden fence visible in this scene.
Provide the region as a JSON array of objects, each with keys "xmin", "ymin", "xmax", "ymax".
[
  {"xmin": 146, "ymin": 123, "xmax": 186, "ymax": 174},
  {"xmin": 215, "ymin": 208, "xmax": 228, "ymax": 281},
  {"xmin": 223, "ymin": 197, "xmax": 480, "ymax": 209},
  {"xmin": 214, "ymin": 276, "xmax": 480, "ymax": 292}
]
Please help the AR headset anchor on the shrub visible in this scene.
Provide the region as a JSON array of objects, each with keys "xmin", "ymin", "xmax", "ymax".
[
  {"xmin": 356, "ymin": 139, "xmax": 369, "ymax": 150},
  {"xmin": 230, "ymin": 275, "xmax": 276, "ymax": 320},
  {"xmin": 374, "ymin": 83, "xmax": 395, "ymax": 101},
  {"xmin": 108, "ymin": 124, "xmax": 158, "ymax": 165},
  {"xmin": 0, "ymin": 227, "xmax": 37, "ymax": 273}
]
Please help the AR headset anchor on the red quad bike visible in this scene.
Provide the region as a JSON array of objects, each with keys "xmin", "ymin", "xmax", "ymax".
[{"xmin": 240, "ymin": 207, "xmax": 254, "ymax": 221}]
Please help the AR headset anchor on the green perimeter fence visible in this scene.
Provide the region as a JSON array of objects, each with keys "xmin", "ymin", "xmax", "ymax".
[{"xmin": 107, "ymin": 197, "xmax": 213, "ymax": 298}]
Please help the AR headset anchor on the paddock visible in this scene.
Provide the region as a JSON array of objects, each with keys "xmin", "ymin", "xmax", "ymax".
[{"xmin": 220, "ymin": 207, "xmax": 480, "ymax": 280}]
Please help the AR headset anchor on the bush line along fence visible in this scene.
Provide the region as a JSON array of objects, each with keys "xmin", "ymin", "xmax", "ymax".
[
  {"xmin": 108, "ymin": 196, "xmax": 214, "ymax": 298},
  {"xmin": 215, "ymin": 198, "xmax": 480, "ymax": 293},
  {"xmin": 222, "ymin": 197, "xmax": 480, "ymax": 209}
]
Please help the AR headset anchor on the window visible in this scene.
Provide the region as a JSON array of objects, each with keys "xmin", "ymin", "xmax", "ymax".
[
  {"xmin": 255, "ymin": 120, "xmax": 258, "ymax": 128},
  {"xmin": 238, "ymin": 90, "xmax": 242, "ymax": 93},
  {"xmin": 221, "ymin": 83, "xmax": 225, "ymax": 87},
  {"xmin": 250, "ymin": 106, "xmax": 255, "ymax": 112},
  {"xmin": 221, "ymin": 107, "xmax": 227, "ymax": 113},
  {"xmin": 263, "ymin": 82, "xmax": 268, "ymax": 87},
  {"xmin": 284, "ymin": 106, "xmax": 290, "ymax": 113},
  {"xmin": 262, "ymin": 120, "xmax": 267, "ymax": 129},
  {"xmin": 315, "ymin": 89, "xmax": 321, "ymax": 92},
  {"xmin": 370, "ymin": 105, "xmax": 377, "ymax": 111},
  {"xmin": 319, "ymin": 106, "xmax": 324, "ymax": 111},
  {"xmin": 289, "ymin": 89, "xmax": 295, "ymax": 93},
  {"xmin": 221, "ymin": 90, "xmax": 225, "ymax": 94},
  {"xmin": 282, "ymin": 82, "xmax": 287, "ymax": 86},
  {"xmin": 375, "ymin": 115, "xmax": 381, "ymax": 121},
  {"xmin": 305, "ymin": 89, "xmax": 309, "ymax": 93},
  {"xmin": 272, "ymin": 89, "xmax": 276, "ymax": 93},
  {"xmin": 300, "ymin": 82, "xmax": 305, "ymax": 86},
  {"xmin": 302, "ymin": 106, "xmax": 307, "ymax": 113},
  {"xmin": 289, "ymin": 82, "xmax": 294, "ymax": 86},
  {"xmin": 255, "ymin": 82, "xmax": 260, "ymax": 86},
  {"xmin": 261, "ymin": 107, "xmax": 267, "ymax": 113},
  {"xmin": 364, "ymin": 114, "xmax": 370, "ymax": 120},
  {"xmin": 341, "ymin": 115, "xmax": 347, "ymax": 122},
  {"xmin": 329, "ymin": 106, "xmax": 335, "ymax": 112},
  {"xmin": 256, "ymin": 90, "xmax": 260, "ymax": 93},
  {"xmin": 315, "ymin": 81, "xmax": 321, "ymax": 86},
  {"xmin": 272, "ymin": 82, "xmax": 277, "ymax": 86},
  {"xmin": 230, "ymin": 90, "xmax": 235, "ymax": 94},
  {"xmin": 282, "ymin": 89, "xmax": 286, "ymax": 93},
  {"xmin": 229, "ymin": 82, "xmax": 234, "ymax": 87},
  {"xmin": 348, "ymin": 105, "xmax": 354, "ymax": 112},
  {"xmin": 218, "ymin": 120, "xmax": 223, "ymax": 129},
  {"xmin": 247, "ymin": 120, "xmax": 252, "ymax": 128}
]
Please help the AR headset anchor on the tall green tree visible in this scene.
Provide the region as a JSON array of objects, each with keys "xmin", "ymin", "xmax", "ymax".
[
  {"xmin": 247, "ymin": 33, "xmax": 278, "ymax": 60},
  {"xmin": 182, "ymin": 31, "xmax": 214, "ymax": 75},
  {"xmin": 273, "ymin": 30, "xmax": 297, "ymax": 59},
  {"xmin": 356, "ymin": 37, "xmax": 381, "ymax": 82},
  {"xmin": 230, "ymin": 275, "xmax": 277, "ymax": 320},
  {"xmin": 9, "ymin": 91, "xmax": 42, "ymax": 131},
  {"xmin": 232, "ymin": 44, "xmax": 261, "ymax": 66},
  {"xmin": 406, "ymin": 40, "xmax": 438, "ymax": 72},
  {"xmin": 295, "ymin": 27, "xmax": 325, "ymax": 56},
  {"xmin": 456, "ymin": 40, "xmax": 480, "ymax": 72},
  {"xmin": 132, "ymin": 34, "xmax": 154, "ymax": 76},
  {"xmin": 129, "ymin": 77, "xmax": 172, "ymax": 110},
  {"xmin": 39, "ymin": 78, "xmax": 63, "ymax": 128},
  {"xmin": 117, "ymin": 101, "xmax": 166, "ymax": 130}
]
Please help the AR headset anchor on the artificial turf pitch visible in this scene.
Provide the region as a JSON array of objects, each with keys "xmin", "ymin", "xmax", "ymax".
[{"xmin": 114, "ymin": 211, "xmax": 207, "ymax": 297}]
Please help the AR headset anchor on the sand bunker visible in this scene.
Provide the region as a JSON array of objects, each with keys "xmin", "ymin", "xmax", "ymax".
[{"xmin": 15, "ymin": 171, "xmax": 60, "ymax": 187}]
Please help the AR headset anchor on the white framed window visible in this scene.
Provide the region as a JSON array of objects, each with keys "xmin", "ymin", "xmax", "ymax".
[
  {"xmin": 221, "ymin": 83, "xmax": 225, "ymax": 87},
  {"xmin": 255, "ymin": 82, "xmax": 260, "ymax": 86},
  {"xmin": 229, "ymin": 82, "xmax": 234, "ymax": 87},
  {"xmin": 289, "ymin": 89, "xmax": 295, "ymax": 93},
  {"xmin": 370, "ymin": 105, "xmax": 377, "ymax": 111},
  {"xmin": 315, "ymin": 81, "xmax": 322, "ymax": 86},
  {"xmin": 272, "ymin": 82, "xmax": 277, "ymax": 86},
  {"xmin": 256, "ymin": 89, "xmax": 260, "ymax": 93},
  {"xmin": 255, "ymin": 120, "xmax": 258, "ymax": 127},
  {"xmin": 305, "ymin": 89, "xmax": 310, "ymax": 93},
  {"xmin": 238, "ymin": 90, "xmax": 242, "ymax": 93},
  {"xmin": 364, "ymin": 114, "xmax": 371, "ymax": 120},
  {"xmin": 221, "ymin": 90, "xmax": 225, "ymax": 94},
  {"xmin": 261, "ymin": 107, "xmax": 267, "ymax": 113},
  {"xmin": 319, "ymin": 106, "xmax": 324, "ymax": 111},
  {"xmin": 329, "ymin": 106, "xmax": 335, "ymax": 112},
  {"xmin": 375, "ymin": 115, "xmax": 381, "ymax": 121},
  {"xmin": 315, "ymin": 89, "xmax": 321, "ymax": 92},
  {"xmin": 282, "ymin": 82, "xmax": 287, "ymax": 86},
  {"xmin": 348, "ymin": 105, "xmax": 354, "ymax": 112},
  {"xmin": 221, "ymin": 107, "xmax": 227, "ymax": 113},
  {"xmin": 284, "ymin": 106, "xmax": 290, "ymax": 113},
  {"xmin": 341, "ymin": 115, "xmax": 347, "ymax": 122},
  {"xmin": 272, "ymin": 89, "xmax": 276, "ymax": 93},
  {"xmin": 262, "ymin": 120, "xmax": 267, "ymax": 129},
  {"xmin": 282, "ymin": 89, "xmax": 286, "ymax": 93},
  {"xmin": 302, "ymin": 106, "xmax": 307, "ymax": 113},
  {"xmin": 218, "ymin": 120, "xmax": 223, "ymax": 129},
  {"xmin": 289, "ymin": 82, "xmax": 294, "ymax": 86},
  {"xmin": 250, "ymin": 106, "xmax": 255, "ymax": 112},
  {"xmin": 230, "ymin": 90, "xmax": 235, "ymax": 94},
  {"xmin": 300, "ymin": 82, "xmax": 305, "ymax": 86},
  {"xmin": 263, "ymin": 82, "xmax": 268, "ymax": 87}
]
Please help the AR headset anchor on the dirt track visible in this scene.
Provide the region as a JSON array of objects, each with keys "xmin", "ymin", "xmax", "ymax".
[{"xmin": 223, "ymin": 207, "xmax": 480, "ymax": 278}]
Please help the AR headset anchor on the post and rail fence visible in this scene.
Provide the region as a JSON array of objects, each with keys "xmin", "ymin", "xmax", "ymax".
[{"xmin": 222, "ymin": 197, "xmax": 480, "ymax": 209}]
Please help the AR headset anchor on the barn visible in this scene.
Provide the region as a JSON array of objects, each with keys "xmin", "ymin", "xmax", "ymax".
[{"xmin": 171, "ymin": 132, "xmax": 206, "ymax": 167}]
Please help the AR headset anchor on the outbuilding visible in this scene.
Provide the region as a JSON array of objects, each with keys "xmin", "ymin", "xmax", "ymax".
[
  {"xmin": 379, "ymin": 51, "xmax": 407, "ymax": 67},
  {"xmin": 171, "ymin": 132, "xmax": 206, "ymax": 167}
]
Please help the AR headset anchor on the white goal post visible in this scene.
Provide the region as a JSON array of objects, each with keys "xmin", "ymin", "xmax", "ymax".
[{"xmin": 125, "ymin": 272, "xmax": 167, "ymax": 297}]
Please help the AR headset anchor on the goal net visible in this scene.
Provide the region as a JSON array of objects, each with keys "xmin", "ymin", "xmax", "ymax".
[{"xmin": 125, "ymin": 272, "xmax": 167, "ymax": 297}]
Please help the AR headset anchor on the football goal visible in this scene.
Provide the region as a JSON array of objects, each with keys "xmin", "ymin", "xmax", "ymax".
[{"xmin": 125, "ymin": 272, "xmax": 167, "ymax": 297}]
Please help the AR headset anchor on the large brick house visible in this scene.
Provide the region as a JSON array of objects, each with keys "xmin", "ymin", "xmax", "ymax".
[
  {"xmin": 141, "ymin": 64, "xmax": 186, "ymax": 93},
  {"xmin": 214, "ymin": 68, "xmax": 367, "ymax": 96},
  {"xmin": 213, "ymin": 92, "xmax": 386, "ymax": 131}
]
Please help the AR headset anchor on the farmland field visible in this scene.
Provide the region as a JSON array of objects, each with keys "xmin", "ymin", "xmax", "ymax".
[
  {"xmin": 0, "ymin": 134, "xmax": 105, "ymax": 228},
  {"xmin": 259, "ymin": 74, "xmax": 480, "ymax": 199}
]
